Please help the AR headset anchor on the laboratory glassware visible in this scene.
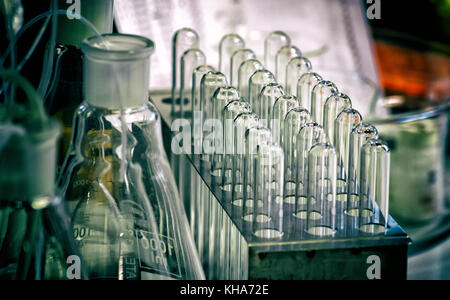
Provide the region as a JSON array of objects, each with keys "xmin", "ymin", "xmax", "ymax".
[
  {"xmin": 230, "ymin": 49, "xmax": 256, "ymax": 87},
  {"xmin": 180, "ymin": 48, "xmax": 206, "ymax": 118},
  {"xmin": 264, "ymin": 31, "xmax": 291, "ymax": 73},
  {"xmin": 311, "ymin": 80, "xmax": 338, "ymax": 126},
  {"xmin": 275, "ymin": 45, "xmax": 301, "ymax": 88},
  {"xmin": 272, "ymin": 94, "xmax": 299, "ymax": 146},
  {"xmin": 58, "ymin": 33, "xmax": 204, "ymax": 280},
  {"xmin": 323, "ymin": 92, "xmax": 352, "ymax": 146},
  {"xmin": 285, "ymin": 56, "xmax": 312, "ymax": 96},
  {"xmin": 248, "ymin": 69, "xmax": 276, "ymax": 116},
  {"xmin": 218, "ymin": 33, "xmax": 245, "ymax": 80},
  {"xmin": 171, "ymin": 28, "xmax": 199, "ymax": 115},
  {"xmin": 297, "ymin": 72, "xmax": 323, "ymax": 112},
  {"xmin": 359, "ymin": 139, "xmax": 391, "ymax": 234},
  {"xmin": 238, "ymin": 59, "xmax": 264, "ymax": 100},
  {"xmin": 258, "ymin": 83, "xmax": 285, "ymax": 129}
]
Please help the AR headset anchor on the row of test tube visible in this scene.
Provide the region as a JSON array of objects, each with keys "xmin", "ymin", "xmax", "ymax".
[{"xmin": 170, "ymin": 28, "xmax": 391, "ymax": 279}]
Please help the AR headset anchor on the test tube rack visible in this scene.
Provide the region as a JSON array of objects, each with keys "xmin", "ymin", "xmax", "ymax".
[{"xmin": 152, "ymin": 92, "xmax": 410, "ymax": 280}]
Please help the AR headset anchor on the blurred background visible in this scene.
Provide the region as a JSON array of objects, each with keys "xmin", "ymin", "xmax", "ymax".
[{"xmin": 1, "ymin": 0, "xmax": 449, "ymax": 279}]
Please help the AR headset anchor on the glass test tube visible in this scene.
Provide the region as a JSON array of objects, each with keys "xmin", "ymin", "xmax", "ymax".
[
  {"xmin": 238, "ymin": 59, "xmax": 264, "ymax": 100},
  {"xmin": 294, "ymin": 123, "xmax": 327, "ymax": 214},
  {"xmin": 192, "ymin": 65, "xmax": 216, "ymax": 155},
  {"xmin": 172, "ymin": 28, "xmax": 199, "ymax": 114},
  {"xmin": 282, "ymin": 108, "xmax": 311, "ymax": 203},
  {"xmin": 232, "ymin": 112, "xmax": 260, "ymax": 205},
  {"xmin": 248, "ymin": 69, "xmax": 276, "ymax": 116},
  {"xmin": 264, "ymin": 31, "xmax": 291, "ymax": 74},
  {"xmin": 311, "ymin": 80, "xmax": 338, "ymax": 126},
  {"xmin": 258, "ymin": 83, "xmax": 285, "ymax": 129},
  {"xmin": 200, "ymin": 72, "xmax": 228, "ymax": 161},
  {"xmin": 211, "ymin": 87, "xmax": 241, "ymax": 177},
  {"xmin": 231, "ymin": 49, "xmax": 256, "ymax": 87},
  {"xmin": 222, "ymin": 100, "xmax": 252, "ymax": 192},
  {"xmin": 285, "ymin": 56, "xmax": 312, "ymax": 96},
  {"xmin": 306, "ymin": 143, "xmax": 337, "ymax": 237},
  {"xmin": 243, "ymin": 126, "xmax": 272, "ymax": 222},
  {"xmin": 180, "ymin": 49, "xmax": 206, "ymax": 118},
  {"xmin": 359, "ymin": 139, "xmax": 390, "ymax": 234},
  {"xmin": 334, "ymin": 108, "xmax": 363, "ymax": 198},
  {"xmin": 346, "ymin": 123, "xmax": 378, "ymax": 218},
  {"xmin": 275, "ymin": 45, "xmax": 302, "ymax": 87},
  {"xmin": 297, "ymin": 72, "xmax": 323, "ymax": 112},
  {"xmin": 323, "ymin": 92, "xmax": 352, "ymax": 146},
  {"xmin": 219, "ymin": 33, "xmax": 245, "ymax": 80},
  {"xmin": 272, "ymin": 95, "xmax": 299, "ymax": 146},
  {"xmin": 253, "ymin": 142, "xmax": 285, "ymax": 239}
]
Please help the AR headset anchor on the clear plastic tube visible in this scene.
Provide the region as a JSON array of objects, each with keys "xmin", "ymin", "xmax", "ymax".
[
  {"xmin": 346, "ymin": 123, "xmax": 378, "ymax": 218},
  {"xmin": 359, "ymin": 139, "xmax": 390, "ymax": 234},
  {"xmin": 285, "ymin": 57, "xmax": 312, "ymax": 96},
  {"xmin": 243, "ymin": 126, "xmax": 272, "ymax": 221},
  {"xmin": 200, "ymin": 71, "xmax": 228, "ymax": 161},
  {"xmin": 248, "ymin": 69, "xmax": 275, "ymax": 116},
  {"xmin": 272, "ymin": 95, "xmax": 299, "ymax": 146},
  {"xmin": 253, "ymin": 142, "xmax": 284, "ymax": 239},
  {"xmin": 232, "ymin": 112, "xmax": 260, "ymax": 205},
  {"xmin": 297, "ymin": 72, "xmax": 323, "ymax": 112},
  {"xmin": 180, "ymin": 49, "xmax": 206, "ymax": 118},
  {"xmin": 219, "ymin": 33, "xmax": 245, "ymax": 80},
  {"xmin": 283, "ymin": 108, "xmax": 311, "ymax": 204},
  {"xmin": 334, "ymin": 108, "xmax": 363, "ymax": 199},
  {"xmin": 238, "ymin": 59, "xmax": 263, "ymax": 101},
  {"xmin": 294, "ymin": 123, "xmax": 326, "ymax": 212},
  {"xmin": 222, "ymin": 100, "xmax": 252, "ymax": 192},
  {"xmin": 258, "ymin": 83, "xmax": 285, "ymax": 129},
  {"xmin": 192, "ymin": 65, "xmax": 216, "ymax": 155},
  {"xmin": 275, "ymin": 45, "xmax": 302, "ymax": 87},
  {"xmin": 230, "ymin": 49, "xmax": 256, "ymax": 87},
  {"xmin": 311, "ymin": 80, "xmax": 338, "ymax": 126},
  {"xmin": 211, "ymin": 86, "xmax": 241, "ymax": 177},
  {"xmin": 172, "ymin": 28, "xmax": 199, "ymax": 114},
  {"xmin": 323, "ymin": 92, "xmax": 352, "ymax": 146},
  {"xmin": 264, "ymin": 31, "xmax": 291, "ymax": 73},
  {"xmin": 306, "ymin": 143, "xmax": 337, "ymax": 237}
]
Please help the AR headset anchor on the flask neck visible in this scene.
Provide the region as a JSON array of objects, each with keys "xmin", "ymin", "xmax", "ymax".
[{"xmin": 82, "ymin": 34, "xmax": 154, "ymax": 109}]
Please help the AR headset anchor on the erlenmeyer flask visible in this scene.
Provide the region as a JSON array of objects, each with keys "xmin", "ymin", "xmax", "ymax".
[
  {"xmin": 0, "ymin": 70, "xmax": 85, "ymax": 280},
  {"xmin": 58, "ymin": 34, "xmax": 204, "ymax": 280}
]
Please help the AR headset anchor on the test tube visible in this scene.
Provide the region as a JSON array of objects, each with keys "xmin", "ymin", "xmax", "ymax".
[
  {"xmin": 222, "ymin": 100, "xmax": 252, "ymax": 192},
  {"xmin": 248, "ymin": 69, "xmax": 276, "ymax": 116},
  {"xmin": 238, "ymin": 59, "xmax": 264, "ymax": 100},
  {"xmin": 297, "ymin": 72, "xmax": 323, "ymax": 112},
  {"xmin": 243, "ymin": 126, "xmax": 272, "ymax": 222},
  {"xmin": 200, "ymin": 72, "xmax": 228, "ymax": 161},
  {"xmin": 323, "ymin": 92, "xmax": 352, "ymax": 146},
  {"xmin": 306, "ymin": 143, "xmax": 337, "ymax": 237},
  {"xmin": 346, "ymin": 123, "xmax": 378, "ymax": 218},
  {"xmin": 172, "ymin": 28, "xmax": 199, "ymax": 114},
  {"xmin": 264, "ymin": 31, "xmax": 291, "ymax": 74},
  {"xmin": 230, "ymin": 49, "xmax": 256, "ymax": 87},
  {"xmin": 180, "ymin": 49, "xmax": 206, "ymax": 118},
  {"xmin": 253, "ymin": 142, "xmax": 284, "ymax": 239},
  {"xmin": 192, "ymin": 65, "xmax": 216, "ymax": 155},
  {"xmin": 334, "ymin": 108, "xmax": 362, "ymax": 198},
  {"xmin": 311, "ymin": 80, "xmax": 338, "ymax": 126},
  {"xmin": 283, "ymin": 108, "xmax": 311, "ymax": 203},
  {"xmin": 294, "ymin": 123, "xmax": 326, "ymax": 212},
  {"xmin": 211, "ymin": 87, "xmax": 241, "ymax": 177},
  {"xmin": 219, "ymin": 33, "xmax": 245, "ymax": 80},
  {"xmin": 272, "ymin": 95, "xmax": 299, "ymax": 146},
  {"xmin": 258, "ymin": 83, "xmax": 285, "ymax": 129},
  {"xmin": 359, "ymin": 139, "xmax": 390, "ymax": 234},
  {"xmin": 232, "ymin": 112, "xmax": 260, "ymax": 205},
  {"xmin": 275, "ymin": 45, "xmax": 302, "ymax": 88},
  {"xmin": 285, "ymin": 56, "xmax": 312, "ymax": 96}
]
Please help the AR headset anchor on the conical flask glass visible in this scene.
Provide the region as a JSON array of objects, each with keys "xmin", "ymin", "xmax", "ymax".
[
  {"xmin": 0, "ymin": 70, "xmax": 85, "ymax": 280},
  {"xmin": 58, "ymin": 34, "xmax": 204, "ymax": 280}
]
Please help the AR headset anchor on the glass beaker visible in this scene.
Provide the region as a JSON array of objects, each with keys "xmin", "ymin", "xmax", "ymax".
[{"xmin": 58, "ymin": 34, "xmax": 204, "ymax": 280}]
